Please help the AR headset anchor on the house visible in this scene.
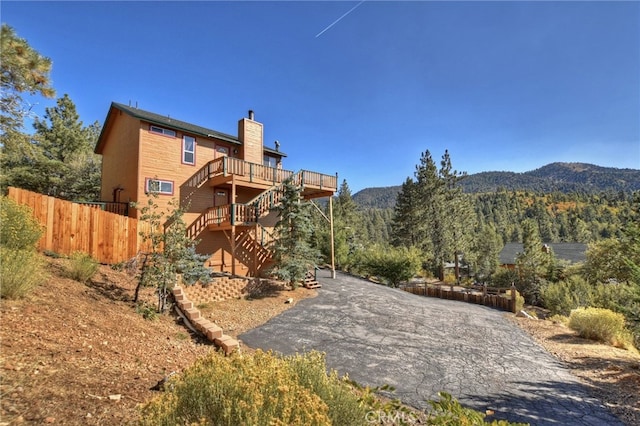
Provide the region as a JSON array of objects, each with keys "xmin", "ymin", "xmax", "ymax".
[
  {"xmin": 499, "ymin": 243, "xmax": 588, "ymax": 269},
  {"xmin": 95, "ymin": 102, "xmax": 337, "ymax": 276}
]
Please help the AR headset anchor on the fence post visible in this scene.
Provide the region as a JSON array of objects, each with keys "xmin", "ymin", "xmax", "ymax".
[{"xmin": 510, "ymin": 282, "xmax": 517, "ymax": 313}]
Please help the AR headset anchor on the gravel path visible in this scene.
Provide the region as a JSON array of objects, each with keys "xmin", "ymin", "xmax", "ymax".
[{"xmin": 239, "ymin": 270, "xmax": 623, "ymax": 425}]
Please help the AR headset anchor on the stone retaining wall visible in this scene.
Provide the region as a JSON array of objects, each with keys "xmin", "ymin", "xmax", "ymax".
[
  {"xmin": 172, "ymin": 284, "xmax": 239, "ymax": 355},
  {"xmin": 183, "ymin": 276, "xmax": 249, "ymax": 306}
]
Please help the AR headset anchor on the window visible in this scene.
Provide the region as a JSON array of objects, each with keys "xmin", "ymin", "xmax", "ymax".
[
  {"xmin": 150, "ymin": 125, "xmax": 176, "ymax": 137},
  {"xmin": 183, "ymin": 135, "xmax": 195, "ymax": 164},
  {"xmin": 263, "ymin": 155, "xmax": 277, "ymax": 168},
  {"xmin": 145, "ymin": 178, "xmax": 174, "ymax": 195}
]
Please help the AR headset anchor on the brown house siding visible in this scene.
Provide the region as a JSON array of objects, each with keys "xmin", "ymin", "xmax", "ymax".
[{"xmin": 99, "ymin": 112, "xmax": 140, "ymax": 210}]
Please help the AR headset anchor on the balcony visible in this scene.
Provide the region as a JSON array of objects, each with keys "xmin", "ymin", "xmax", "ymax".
[{"xmin": 186, "ymin": 157, "xmax": 337, "ymax": 198}]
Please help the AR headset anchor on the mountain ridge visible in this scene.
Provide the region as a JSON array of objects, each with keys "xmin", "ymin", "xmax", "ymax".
[{"xmin": 353, "ymin": 162, "xmax": 640, "ymax": 209}]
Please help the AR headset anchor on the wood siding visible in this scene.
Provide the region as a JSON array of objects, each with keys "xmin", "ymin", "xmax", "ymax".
[
  {"xmin": 99, "ymin": 111, "xmax": 140, "ymax": 212},
  {"xmin": 8, "ymin": 187, "xmax": 150, "ymax": 264}
]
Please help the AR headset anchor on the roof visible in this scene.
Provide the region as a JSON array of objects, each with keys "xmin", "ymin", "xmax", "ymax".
[
  {"xmin": 95, "ymin": 102, "xmax": 286, "ymax": 157},
  {"xmin": 499, "ymin": 243, "xmax": 588, "ymax": 265}
]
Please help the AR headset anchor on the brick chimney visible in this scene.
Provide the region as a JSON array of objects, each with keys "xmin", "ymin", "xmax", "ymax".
[{"xmin": 238, "ymin": 110, "xmax": 263, "ymax": 164}]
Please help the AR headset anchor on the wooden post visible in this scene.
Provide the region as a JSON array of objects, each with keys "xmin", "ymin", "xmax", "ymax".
[
  {"xmin": 254, "ymin": 223, "xmax": 259, "ymax": 277},
  {"xmin": 329, "ymin": 195, "xmax": 336, "ymax": 279},
  {"xmin": 231, "ymin": 175, "xmax": 236, "ymax": 276},
  {"xmin": 511, "ymin": 282, "xmax": 517, "ymax": 314}
]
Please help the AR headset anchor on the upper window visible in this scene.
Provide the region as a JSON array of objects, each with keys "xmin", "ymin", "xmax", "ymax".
[
  {"xmin": 150, "ymin": 125, "xmax": 176, "ymax": 137},
  {"xmin": 263, "ymin": 155, "xmax": 277, "ymax": 168},
  {"xmin": 145, "ymin": 178, "xmax": 174, "ymax": 195},
  {"xmin": 183, "ymin": 135, "xmax": 195, "ymax": 165}
]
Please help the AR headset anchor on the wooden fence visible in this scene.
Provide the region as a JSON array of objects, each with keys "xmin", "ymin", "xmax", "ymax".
[
  {"xmin": 402, "ymin": 284, "xmax": 517, "ymax": 313},
  {"xmin": 7, "ymin": 187, "xmax": 150, "ymax": 264}
]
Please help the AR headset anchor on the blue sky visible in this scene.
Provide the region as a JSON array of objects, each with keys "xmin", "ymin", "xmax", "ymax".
[{"xmin": 4, "ymin": 1, "xmax": 639, "ymax": 193}]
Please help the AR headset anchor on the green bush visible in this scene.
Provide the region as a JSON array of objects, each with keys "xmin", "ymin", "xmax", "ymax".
[
  {"xmin": 0, "ymin": 196, "xmax": 43, "ymax": 250},
  {"xmin": 427, "ymin": 392, "xmax": 528, "ymax": 425},
  {"xmin": 140, "ymin": 350, "xmax": 353, "ymax": 425},
  {"xmin": 140, "ymin": 350, "xmax": 525, "ymax": 426},
  {"xmin": 362, "ymin": 246, "xmax": 421, "ymax": 287},
  {"xmin": 568, "ymin": 307, "xmax": 636, "ymax": 350},
  {"xmin": 65, "ymin": 251, "xmax": 99, "ymax": 283},
  {"xmin": 490, "ymin": 268, "xmax": 519, "ymax": 289},
  {"xmin": 505, "ymin": 289, "xmax": 525, "ymax": 313},
  {"xmin": 540, "ymin": 276, "xmax": 595, "ymax": 316},
  {"xmin": 1, "ymin": 247, "xmax": 48, "ymax": 298}
]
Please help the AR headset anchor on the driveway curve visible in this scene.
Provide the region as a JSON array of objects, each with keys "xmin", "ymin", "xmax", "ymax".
[{"xmin": 239, "ymin": 270, "xmax": 623, "ymax": 426}]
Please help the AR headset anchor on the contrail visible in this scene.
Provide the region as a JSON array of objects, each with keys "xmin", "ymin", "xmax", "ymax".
[{"xmin": 315, "ymin": 0, "xmax": 366, "ymax": 38}]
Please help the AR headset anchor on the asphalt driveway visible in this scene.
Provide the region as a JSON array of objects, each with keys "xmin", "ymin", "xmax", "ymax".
[{"xmin": 239, "ymin": 270, "xmax": 623, "ymax": 425}]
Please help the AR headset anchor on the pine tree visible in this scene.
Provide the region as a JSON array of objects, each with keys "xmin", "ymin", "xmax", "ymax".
[
  {"xmin": 0, "ymin": 24, "xmax": 55, "ymax": 135},
  {"xmin": 2, "ymin": 94, "xmax": 101, "ymax": 200},
  {"xmin": 391, "ymin": 177, "xmax": 420, "ymax": 248},
  {"xmin": 332, "ymin": 180, "xmax": 361, "ymax": 268},
  {"xmin": 471, "ymin": 223, "xmax": 503, "ymax": 281},
  {"xmin": 135, "ymin": 195, "xmax": 211, "ymax": 312},
  {"xmin": 516, "ymin": 219, "xmax": 554, "ymax": 304},
  {"xmin": 269, "ymin": 178, "xmax": 320, "ymax": 288}
]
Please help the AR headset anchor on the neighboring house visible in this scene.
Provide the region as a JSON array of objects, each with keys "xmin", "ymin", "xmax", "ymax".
[
  {"xmin": 95, "ymin": 102, "xmax": 337, "ymax": 276},
  {"xmin": 499, "ymin": 243, "xmax": 588, "ymax": 269}
]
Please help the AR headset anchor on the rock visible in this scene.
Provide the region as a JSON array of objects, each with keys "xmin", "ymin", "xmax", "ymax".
[
  {"xmin": 516, "ymin": 310, "xmax": 537, "ymax": 320},
  {"xmin": 285, "ymin": 298, "xmax": 293, "ymax": 304}
]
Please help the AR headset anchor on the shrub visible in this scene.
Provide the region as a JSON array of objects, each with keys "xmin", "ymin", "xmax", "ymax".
[
  {"xmin": 65, "ymin": 251, "xmax": 98, "ymax": 283},
  {"xmin": 140, "ymin": 350, "xmax": 351, "ymax": 425},
  {"xmin": 505, "ymin": 289, "xmax": 525, "ymax": 313},
  {"xmin": 427, "ymin": 392, "xmax": 528, "ymax": 425},
  {"xmin": 0, "ymin": 196, "xmax": 43, "ymax": 250},
  {"xmin": 136, "ymin": 302, "xmax": 158, "ymax": 321},
  {"xmin": 0, "ymin": 247, "xmax": 48, "ymax": 298},
  {"xmin": 362, "ymin": 246, "xmax": 421, "ymax": 287},
  {"xmin": 491, "ymin": 268, "xmax": 519, "ymax": 289},
  {"xmin": 540, "ymin": 276, "xmax": 595, "ymax": 316},
  {"xmin": 568, "ymin": 307, "xmax": 636, "ymax": 350}
]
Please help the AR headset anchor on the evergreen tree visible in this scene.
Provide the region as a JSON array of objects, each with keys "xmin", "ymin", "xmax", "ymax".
[
  {"xmin": 135, "ymin": 195, "xmax": 211, "ymax": 312},
  {"xmin": 439, "ymin": 150, "xmax": 474, "ymax": 281},
  {"xmin": 391, "ymin": 177, "xmax": 420, "ymax": 248},
  {"xmin": 269, "ymin": 178, "xmax": 320, "ymax": 288},
  {"xmin": 516, "ymin": 219, "xmax": 554, "ymax": 304},
  {"xmin": 471, "ymin": 223, "xmax": 503, "ymax": 281},
  {"xmin": 414, "ymin": 150, "xmax": 443, "ymax": 275},
  {"xmin": 332, "ymin": 179, "xmax": 361, "ymax": 268},
  {"xmin": 0, "ymin": 24, "xmax": 55, "ymax": 135},
  {"xmin": 2, "ymin": 94, "xmax": 101, "ymax": 200}
]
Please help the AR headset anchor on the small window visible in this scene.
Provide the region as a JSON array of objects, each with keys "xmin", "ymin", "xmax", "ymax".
[
  {"xmin": 145, "ymin": 178, "xmax": 174, "ymax": 195},
  {"xmin": 150, "ymin": 125, "xmax": 176, "ymax": 137},
  {"xmin": 263, "ymin": 155, "xmax": 277, "ymax": 168},
  {"xmin": 183, "ymin": 135, "xmax": 195, "ymax": 164}
]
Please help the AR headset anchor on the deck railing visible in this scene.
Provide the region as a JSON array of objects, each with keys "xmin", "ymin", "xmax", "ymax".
[
  {"xmin": 186, "ymin": 157, "xmax": 335, "ymax": 190},
  {"xmin": 78, "ymin": 201, "xmax": 129, "ymax": 216}
]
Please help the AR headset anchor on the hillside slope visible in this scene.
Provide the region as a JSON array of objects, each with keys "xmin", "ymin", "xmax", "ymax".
[
  {"xmin": 0, "ymin": 257, "xmax": 313, "ymax": 424},
  {"xmin": 353, "ymin": 162, "xmax": 640, "ymax": 209}
]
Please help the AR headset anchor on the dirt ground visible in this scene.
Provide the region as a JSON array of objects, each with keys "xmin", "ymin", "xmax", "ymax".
[
  {"xmin": 511, "ymin": 314, "xmax": 640, "ymax": 425},
  {"xmin": 1, "ymin": 257, "xmax": 639, "ymax": 425}
]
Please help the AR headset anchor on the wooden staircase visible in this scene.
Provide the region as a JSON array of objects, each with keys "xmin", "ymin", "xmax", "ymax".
[{"xmin": 303, "ymin": 270, "xmax": 321, "ymax": 289}]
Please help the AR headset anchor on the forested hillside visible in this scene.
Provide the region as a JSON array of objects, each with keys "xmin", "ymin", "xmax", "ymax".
[{"xmin": 353, "ymin": 162, "xmax": 640, "ymax": 209}]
